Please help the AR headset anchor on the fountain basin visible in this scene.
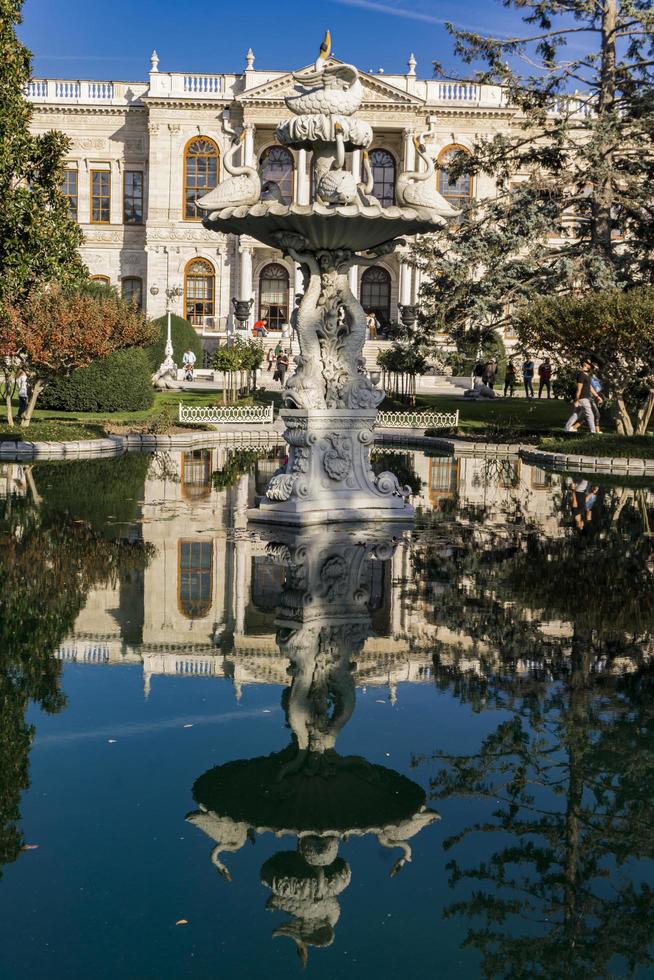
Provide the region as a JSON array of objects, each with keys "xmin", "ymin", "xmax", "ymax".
[{"xmin": 202, "ymin": 200, "xmax": 445, "ymax": 253}]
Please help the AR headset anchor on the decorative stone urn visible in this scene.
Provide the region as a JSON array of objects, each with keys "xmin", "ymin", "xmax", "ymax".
[
  {"xmin": 398, "ymin": 304, "xmax": 419, "ymax": 329},
  {"xmin": 198, "ymin": 33, "xmax": 456, "ymax": 524},
  {"xmin": 231, "ymin": 297, "xmax": 254, "ymax": 329}
]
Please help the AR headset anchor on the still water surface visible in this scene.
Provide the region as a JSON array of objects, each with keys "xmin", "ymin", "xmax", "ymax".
[{"xmin": 0, "ymin": 448, "xmax": 653, "ymax": 979}]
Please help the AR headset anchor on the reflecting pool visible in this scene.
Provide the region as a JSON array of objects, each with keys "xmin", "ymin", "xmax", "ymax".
[{"xmin": 1, "ymin": 448, "xmax": 653, "ymax": 979}]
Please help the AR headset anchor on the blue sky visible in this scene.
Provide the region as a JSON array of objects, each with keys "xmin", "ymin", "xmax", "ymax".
[{"xmin": 18, "ymin": 0, "xmax": 525, "ymax": 81}]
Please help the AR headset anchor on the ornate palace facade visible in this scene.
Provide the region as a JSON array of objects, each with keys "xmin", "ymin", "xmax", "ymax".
[{"xmin": 27, "ymin": 50, "xmax": 509, "ymax": 337}]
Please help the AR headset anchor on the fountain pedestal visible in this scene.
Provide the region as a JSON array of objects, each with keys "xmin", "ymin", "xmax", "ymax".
[
  {"xmin": 249, "ymin": 408, "xmax": 412, "ymax": 525},
  {"xmin": 197, "ymin": 33, "xmax": 455, "ymax": 525}
]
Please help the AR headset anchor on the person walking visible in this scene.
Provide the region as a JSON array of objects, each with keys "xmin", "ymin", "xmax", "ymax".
[
  {"xmin": 266, "ymin": 347, "xmax": 275, "ymax": 373},
  {"xmin": 482, "ymin": 357, "xmax": 497, "ymax": 390},
  {"xmin": 504, "ymin": 359, "xmax": 517, "ymax": 397},
  {"xmin": 589, "ymin": 359, "xmax": 604, "ymax": 432},
  {"xmin": 366, "ymin": 311, "xmax": 378, "ymax": 340},
  {"xmin": 472, "ymin": 359, "xmax": 484, "ymax": 386},
  {"xmin": 182, "ymin": 347, "xmax": 196, "ymax": 381},
  {"xmin": 276, "ymin": 349, "xmax": 289, "ymax": 386},
  {"xmin": 538, "ymin": 358, "xmax": 552, "ymax": 399},
  {"xmin": 16, "ymin": 369, "xmax": 29, "ymax": 420},
  {"xmin": 564, "ymin": 354, "xmax": 597, "ymax": 433},
  {"xmin": 522, "ymin": 355, "xmax": 535, "ymax": 398}
]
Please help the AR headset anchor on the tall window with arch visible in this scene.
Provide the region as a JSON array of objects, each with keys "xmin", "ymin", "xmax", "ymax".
[
  {"xmin": 178, "ymin": 540, "xmax": 213, "ymax": 619},
  {"xmin": 184, "ymin": 137, "xmax": 219, "ymax": 220},
  {"xmin": 259, "ymin": 262, "xmax": 289, "ymax": 330},
  {"xmin": 360, "ymin": 266, "xmax": 391, "ymax": 329},
  {"xmin": 121, "ymin": 276, "xmax": 142, "ymax": 308},
  {"xmin": 368, "ymin": 149, "xmax": 396, "ymax": 207},
  {"xmin": 438, "ymin": 145, "xmax": 472, "ymax": 209},
  {"xmin": 259, "ymin": 146, "xmax": 294, "ymax": 204},
  {"xmin": 184, "ymin": 258, "xmax": 215, "ymax": 326}
]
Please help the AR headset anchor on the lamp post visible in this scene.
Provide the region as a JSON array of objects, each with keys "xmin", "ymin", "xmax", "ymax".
[{"xmin": 150, "ymin": 284, "xmax": 183, "ymax": 360}]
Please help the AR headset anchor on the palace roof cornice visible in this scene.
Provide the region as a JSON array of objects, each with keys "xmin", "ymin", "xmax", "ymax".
[
  {"xmin": 33, "ymin": 104, "xmax": 146, "ymax": 117},
  {"xmin": 142, "ymin": 96, "xmax": 231, "ymax": 110},
  {"xmin": 236, "ymin": 60, "xmax": 427, "ymax": 109}
]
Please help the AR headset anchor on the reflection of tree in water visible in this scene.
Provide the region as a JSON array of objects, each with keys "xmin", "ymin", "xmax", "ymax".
[
  {"xmin": 0, "ymin": 456, "xmax": 152, "ymax": 878},
  {"xmin": 411, "ymin": 482, "xmax": 654, "ymax": 978}
]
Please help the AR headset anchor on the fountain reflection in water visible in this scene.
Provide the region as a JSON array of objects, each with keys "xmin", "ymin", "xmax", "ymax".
[{"xmin": 186, "ymin": 523, "xmax": 439, "ymax": 965}]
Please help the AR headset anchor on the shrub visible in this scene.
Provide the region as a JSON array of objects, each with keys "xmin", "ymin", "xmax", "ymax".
[
  {"xmin": 146, "ymin": 313, "xmax": 203, "ymax": 372},
  {"xmin": 40, "ymin": 347, "xmax": 154, "ymax": 412},
  {"xmin": 447, "ymin": 330, "xmax": 507, "ymax": 377}
]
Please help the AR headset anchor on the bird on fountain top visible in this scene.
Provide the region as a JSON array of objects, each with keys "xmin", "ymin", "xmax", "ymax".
[{"xmin": 285, "ymin": 31, "xmax": 363, "ymax": 117}]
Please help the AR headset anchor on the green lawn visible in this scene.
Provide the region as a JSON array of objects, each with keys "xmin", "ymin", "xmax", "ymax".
[
  {"xmin": 0, "ymin": 389, "xmax": 279, "ymax": 441},
  {"xmin": 408, "ymin": 394, "xmax": 570, "ymax": 436},
  {"xmin": 540, "ymin": 433, "xmax": 654, "ymax": 459},
  {"xmin": 0, "ymin": 390, "xmax": 633, "ymax": 447}
]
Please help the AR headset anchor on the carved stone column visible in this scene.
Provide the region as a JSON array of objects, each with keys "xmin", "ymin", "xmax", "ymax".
[
  {"xmin": 297, "ymin": 147, "xmax": 308, "ymax": 204},
  {"xmin": 238, "ymin": 243, "xmax": 254, "ymax": 331},
  {"xmin": 243, "ymin": 123, "xmax": 255, "ymax": 167},
  {"xmin": 403, "ymin": 128, "xmax": 416, "ymax": 172},
  {"xmin": 398, "ymin": 254, "xmax": 412, "ymax": 308}
]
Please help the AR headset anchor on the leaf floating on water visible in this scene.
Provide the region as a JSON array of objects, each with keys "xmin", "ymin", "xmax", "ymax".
[
  {"xmin": 21, "ymin": 844, "xmax": 39, "ymax": 851},
  {"xmin": 183, "ymin": 724, "xmax": 193, "ymax": 729},
  {"xmin": 375, "ymin": 699, "xmax": 387, "ymax": 704},
  {"xmin": 175, "ymin": 919, "xmax": 188, "ymax": 926},
  {"xmin": 107, "ymin": 739, "xmax": 117, "ymax": 744}
]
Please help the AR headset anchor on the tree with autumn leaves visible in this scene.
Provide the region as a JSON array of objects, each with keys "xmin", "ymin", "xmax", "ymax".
[
  {"xmin": 0, "ymin": 1, "xmax": 156, "ymax": 427},
  {"xmin": 1, "ymin": 285, "xmax": 157, "ymax": 426}
]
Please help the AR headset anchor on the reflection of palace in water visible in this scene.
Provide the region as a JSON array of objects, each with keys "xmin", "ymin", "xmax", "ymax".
[{"xmin": 22, "ymin": 446, "xmax": 575, "ymax": 693}]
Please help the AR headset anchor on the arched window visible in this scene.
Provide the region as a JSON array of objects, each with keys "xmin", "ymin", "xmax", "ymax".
[
  {"xmin": 361, "ymin": 266, "xmax": 391, "ymax": 328},
  {"xmin": 438, "ymin": 145, "xmax": 472, "ymax": 208},
  {"xmin": 184, "ymin": 258, "xmax": 215, "ymax": 325},
  {"xmin": 368, "ymin": 149, "xmax": 396, "ymax": 207},
  {"xmin": 178, "ymin": 540, "xmax": 213, "ymax": 619},
  {"xmin": 259, "ymin": 146, "xmax": 294, "ymax": 204},
  {"xmin": 184, "ymin": 137, "xmax": 219, "ymax": 220},
  {"xmin": 121, "ymin": 276, "xmax": 142, "ymax": 308},
  {"xmin": 259, "ymin": 262, "xmax": 289, "ymax": 330},
  {"xmin": 90, "ymin": 275, "xmax": 110, "ymax": 285}
]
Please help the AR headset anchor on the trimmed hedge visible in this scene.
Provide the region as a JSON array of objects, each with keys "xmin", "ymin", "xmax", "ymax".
[
  {"xmin": 40, "ymin": 347, "xmax": 154, "ymax": 412},
  {"xmin": 146, "ymin": 313, "xmax": 203, "ymax": 371}
]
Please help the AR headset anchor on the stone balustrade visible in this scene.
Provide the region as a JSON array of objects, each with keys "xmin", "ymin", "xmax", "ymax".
[
  {"xmin": 376, "ymin": 410, "xmax": 459, "ymax": 430},
  {"xmin": 178, "ymin": 402, "xmax": 275, "ymax": 425},
  {"xmin": 25, "ymin": 78, "xmax": 148, "ymax": 104}
]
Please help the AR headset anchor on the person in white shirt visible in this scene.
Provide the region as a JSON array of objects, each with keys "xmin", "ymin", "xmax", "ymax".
[
  {"xmin": 17, "ymin": 369, "xmax": 29, "ymax": 419},
  {"xmin": 182, "ymin": 348, "xmax": 197, "ymax": 380}
]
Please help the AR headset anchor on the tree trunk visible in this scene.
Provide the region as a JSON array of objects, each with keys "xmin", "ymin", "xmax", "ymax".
[
  {"xmin": 20, "ymin": 380, "xmax": 44, "ymax": 428},
  {"xmin": 614, "ymin": 394, "xmax": 634, "ymax": 435},
  {"xmin": 592, "ymin": 0, "xmax": 617, "ymax": 265},
  {"xmin": 5, "ymin": 390, "xmax": 14, "ymax": 427},
  {"xmin": 636, "ymin": 389, "xmax": 654, "ymax": 435}
]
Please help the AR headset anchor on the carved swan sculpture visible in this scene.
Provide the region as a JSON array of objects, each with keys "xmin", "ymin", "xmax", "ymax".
[
  {"xmin": 285, "ymin": 32, "xmax": 363, "ymax": 117},
  {"xmin": 395, "ymin": 135, "xmax": 460, "ymax": 217},
  {"xmin": 195, "ymin": 131, "xmax": 261, "ymax": 213},
  {"xmin": 357, "ymin": 150, "xmax": 380, "ymax": 207},
  {"xmin": 316, "ymin": 122, "xmax": 358, "ymax": 206}
]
